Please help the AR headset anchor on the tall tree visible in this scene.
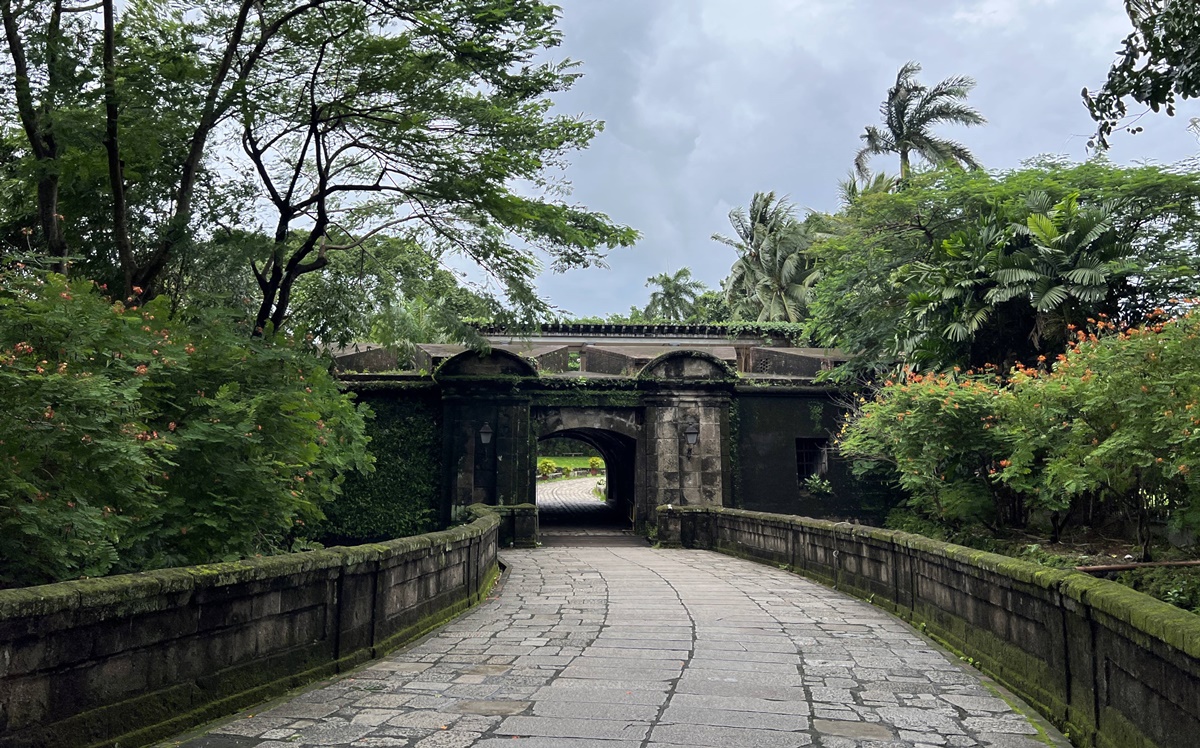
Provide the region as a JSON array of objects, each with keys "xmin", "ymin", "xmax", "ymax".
[
  {"xmin": 0, "ymin": 0, "xmax": 637, "ymax": 329},
  {"xmin": 1084, "ymin": 0, "xmax": 1200, "ymax": 149},
  {"xmin": 644, "ymin": 268, "xmax": 706, "ymax": 322},
  {"xmin": 714, "ymin": 191, "xmax": 820, "ymax": 322},
  {"xmin": 854, "ymin": 61, "xmax": 986, "ymax": 181}
]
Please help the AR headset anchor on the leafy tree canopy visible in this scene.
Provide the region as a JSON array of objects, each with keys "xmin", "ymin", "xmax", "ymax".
[
  {"xmin": 0, "ymin": 0, "xmax": 637, "ymax": 334},
  {"xmin": 804, "ymin": 159, "xmax": 1200, "ymax": 378},
  {"xmin": 1085, "ymin": 0, "xmax": 1200, "ymax": 149}
]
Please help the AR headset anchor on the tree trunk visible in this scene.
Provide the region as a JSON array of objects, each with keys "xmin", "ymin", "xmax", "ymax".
[
  {"xmin": 102, "ymin": 0, "xmax": 135, "ymax": 296},
  {"xmin": 3, "ymin": 0, "xmax": 68, "ymax": 273}
]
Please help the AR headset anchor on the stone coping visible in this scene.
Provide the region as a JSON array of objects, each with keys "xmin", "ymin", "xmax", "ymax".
[{"xmin": 658, "ymin": 505, "xmax": 1200, "ymax": 748}]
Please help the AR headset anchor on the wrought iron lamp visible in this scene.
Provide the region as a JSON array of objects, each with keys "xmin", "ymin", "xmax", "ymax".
[{"xmin": 684, "ymin": 422, "xmax": 700, "ymax": 459}]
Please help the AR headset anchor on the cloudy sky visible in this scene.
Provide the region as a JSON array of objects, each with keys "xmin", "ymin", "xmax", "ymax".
[{"xmin": 524, "ymin": 0, "xmax": 1200, "ymax": 318}]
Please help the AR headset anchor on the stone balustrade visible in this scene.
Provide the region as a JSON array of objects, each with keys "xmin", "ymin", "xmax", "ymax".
[
  {"xmin": 0, "ymin": 506, "xmax": 501, "ymax": 748},
  {"xmin": 658, "ymin": 505, "xmax": 1200, "ymax": 748}
]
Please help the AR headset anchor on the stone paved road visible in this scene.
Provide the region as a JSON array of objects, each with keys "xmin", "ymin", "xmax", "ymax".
[
  {"xmin": 170, "ymin": 545, "xmax": 1067, "ymax": 748},
  {"xmin": 536, "ymin": 477, "xmax": 641, "ymax": 547}
]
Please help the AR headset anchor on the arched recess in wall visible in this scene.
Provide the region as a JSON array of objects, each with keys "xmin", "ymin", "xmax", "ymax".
[
  {"xmin": 433, "ymin": 348, "xmax": 539, "ymax": 379},
  {"xmin": 536, "ymin": 426, "xmax": 637, "ymax": 527},
  {"xmin": 637, "ymin": 349, "xmax": 738, "ymax": 382}
]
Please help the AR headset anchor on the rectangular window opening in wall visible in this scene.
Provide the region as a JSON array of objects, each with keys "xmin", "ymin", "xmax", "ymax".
[{"xmin": 796, "ymin": 438, "xmax": 828, "ymax": 483}]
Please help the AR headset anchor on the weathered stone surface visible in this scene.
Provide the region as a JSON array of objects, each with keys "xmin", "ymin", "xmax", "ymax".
[
  {"xmin": 0, "ymin": 508, "xmax": 501, "ymax": 748},
  {"xmin": 170, "ymin": 545, "xmax": 1063, "ymax": 748},
  {"xmin": 661, "ymin": 504, "xmax": 1200, "ymax": 748}
]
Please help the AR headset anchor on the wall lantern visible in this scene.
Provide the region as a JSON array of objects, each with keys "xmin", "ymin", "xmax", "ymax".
[
  {"xmin": 684, "ymin": 422, "xmax": 700, "ymax": 458},
  {"xmin": 479, "ymin": 423, "xmax": 494, "ymax": 445}
]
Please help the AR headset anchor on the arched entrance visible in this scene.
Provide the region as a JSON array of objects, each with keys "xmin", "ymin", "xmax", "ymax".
[
  {"xmin": 433, "ymin": 348, "xmax": 735, "ymax": 546},
  {"xmin": 534, "ymin": 407, "xmax": 640, "ymax": 531}
]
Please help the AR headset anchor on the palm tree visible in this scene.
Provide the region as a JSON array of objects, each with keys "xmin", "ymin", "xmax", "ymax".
[
  {"xmin": 750, "ymin": 221, "xmax": 821, "ymax": 323},
  {"xmin": 713, "ymin": 192, "xmax": 821, "ymax": 323},
  {"xmin": 837, "ymin": 170, "xmax": 900, "ymax": 208},
  {"xmin": 855, "ymin": 61, "xmax": 986, "ymax": 181},
  {"xmin": 987, "ymin": 191, "xmax": 1124, "ymax": 345},
  {"xmin": 713, "ymin": 192, "xmax": 797, "ymax": 320},
  {"xmin": 644, "ymin": 268, "xmax": 707, "ymax": 322}
]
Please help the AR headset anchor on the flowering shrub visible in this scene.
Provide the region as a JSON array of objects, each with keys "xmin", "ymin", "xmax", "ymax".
[
  {"xmin": 837, "ymin": 369, "xmax": 1012, "ymax": 526},
  {"xmin": 1000, "ymin": 310, "xmax": 1200, "ymax": 546},
  {"xmin": 0, "ymin": 271, "xmax": 372, "ymax": 586},
  {"xmin": 840, "ymin": 306, "xmax": 1200, "ymax": 542}
]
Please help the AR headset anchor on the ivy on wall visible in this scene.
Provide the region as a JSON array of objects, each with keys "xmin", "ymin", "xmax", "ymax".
[{"xmin": 319, "ymin": 393, "xmax": 442, "ymax": 543}]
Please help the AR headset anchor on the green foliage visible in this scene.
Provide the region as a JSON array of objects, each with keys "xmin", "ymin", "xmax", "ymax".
[
  {"xmin": 289, "ymin": 235, "xmax": 493, "ymax": 368},
  {"xmin": 805, "ymin": 160, "xmax": 1200, "ymax": 379},
  {"xmin": 838, "ymin": 369, "xmax": 1012, "ymax": 526},
  {"xmin": 643, "ymin": 268, "xmax": 707, "ymax": 322},
  {"xmin": 1084, "ymin": 1, "xmax": 1200, "ymax": 148},
  {"xmin": 1, "ymin": 0, "xmax": 637, "ymax": 332},
  {"xmin": 802, "ymin": 474, "xmax": 833, "ymax": 496},
  {"xmin": 0, "ymin": 271, "xmax": 372, "ymax": 587},
  {"xmin": 843, "ymin": 308, "xmax": 1200, "ymax": 540},
  {"xmin": 1117, "ymin": 566, "xmax": 1200, "ymax": 614},
  {"xmin": 714, "ymin": 192, "xmax": 820, "ymax": 323},
  {"xmin": 537, "ymin": 458, "xmax": 557, "ymax": 478},
  {"xmin": 537, "ymin": 437, "xmax": 598, "ymax": 459},
  {"xmin": 319, "ymin": 396, "xmax": 440, "ymax": 544},
  {"xmin": 999, "ymin": 309, "xmax": 1200, "ymax": 542},
  {"xmin": 589, "ymin": 456, "xmax": 603, "ymax": 471},
  {"xmin": 689, "ymin": 290, "xmax": 731, "ymax": 323}
]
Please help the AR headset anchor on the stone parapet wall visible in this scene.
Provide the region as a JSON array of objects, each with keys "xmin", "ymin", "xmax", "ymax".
[
  {"xmin": 658, "ymin": 506, "xmax": 1200, "ymax": 748},
  {"xmin": 0, "ymin": 506, "xmax": 501, "ymax": 748}
]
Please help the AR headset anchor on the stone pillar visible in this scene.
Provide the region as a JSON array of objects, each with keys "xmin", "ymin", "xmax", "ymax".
[
  {"xmin": 643, "ymin": 391, "xmax": 732, "ymax": 516},
  {"xmin": 634, "ymin": 350, "xmax": 737, "ymax": 533}
]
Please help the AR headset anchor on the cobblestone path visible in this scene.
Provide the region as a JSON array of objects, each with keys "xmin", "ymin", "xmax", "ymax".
[
  {"xmin": 536, "ymin": 476, "xmax": 607, "ymax": 523},
  {"xmin": 535, "ymin": 477, "xmax": 638, "ymax": 547},
  {"xmin": 172, "ymin": 545, "xmax": 1066, "ymax": 748}
]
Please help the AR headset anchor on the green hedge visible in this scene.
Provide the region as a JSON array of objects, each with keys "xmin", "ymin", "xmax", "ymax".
[{"xmin": 320, "ymin": 391, "xmax": 442, "ymax": 543}]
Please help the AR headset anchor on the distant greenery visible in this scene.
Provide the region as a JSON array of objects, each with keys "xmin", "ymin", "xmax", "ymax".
[
  {"xmin": 545, "ymin": 456, "xmax": 605, "ymax": 471},
  {"xmin": 539, "ymin": 437, "xmax": 600, "ymax": 458},
  {"xmin": 644, "ymin": 268, "xmax": 708, "ymax": 322}
]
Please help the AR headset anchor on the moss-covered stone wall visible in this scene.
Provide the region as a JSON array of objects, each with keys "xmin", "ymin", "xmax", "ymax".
[
  {"xmin": 732, "ymin": 389, "xmax": 899, "ymax": 521},
  {"xmin": 0, "ymin": 506, "xmax": 501, "ymax": 748},
  {"xmin": 327, "ymin": 381, "xmax": 444, "ymax": 543},
  {"xmin": 659, "ymin": 506, "xmax": 1200, "ymax": 748}
]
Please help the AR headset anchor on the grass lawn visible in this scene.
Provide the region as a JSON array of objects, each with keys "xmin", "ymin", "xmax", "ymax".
[{"xmin": 538, "ymin": 455, "xmax": 604, "ymax": 470}]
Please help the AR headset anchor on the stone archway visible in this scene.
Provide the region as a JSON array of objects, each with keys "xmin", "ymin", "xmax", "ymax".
[
  {"xmin": 537, "ymin": 422, "xmax": 643, "ymax": 525},
  {"xmin": 431, "ymin": 347, "xmax": 735, "ymax": 542}
]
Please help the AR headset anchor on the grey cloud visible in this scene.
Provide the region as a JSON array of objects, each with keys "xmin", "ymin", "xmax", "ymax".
[{"xmin": 532, "ymin": 0, "xmax": 1200, "ymax": 317}]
